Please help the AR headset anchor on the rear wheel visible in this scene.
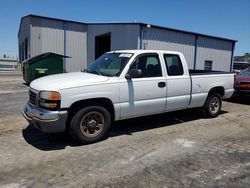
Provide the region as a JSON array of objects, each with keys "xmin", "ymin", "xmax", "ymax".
[
  {"xmin": 202, "ymin": 94, "xmax": 222, "ymax": 118},
  {"xmin": 69, "ymin": 105, "xmax": 111, "ymax": 144}
]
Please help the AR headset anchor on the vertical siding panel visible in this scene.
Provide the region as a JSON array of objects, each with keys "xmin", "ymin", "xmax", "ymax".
[
  {"xmin": 18, "ymin": 17, "xmax": 31, "ymax": 60},
  {"xmin": 30, "ymin": 17, "xmax": 87, "ymax": 72},
  {"xmin": 40, "ymin": 18, "xmax": 64, "ymax": 55},
  {"xmin": 66, "ymin": 23, "xmax": 87, "ymax": 72},
  {"xmin": 145, "ymin": 28, "xmax": 196, "ymax": 69},
  {"xmin": 31, "ymin": 17, "xmax": 42, "ymax": 57},
  {"xmin": 196, "ymin": 36, "xmax": 232, "ymax": 71}
]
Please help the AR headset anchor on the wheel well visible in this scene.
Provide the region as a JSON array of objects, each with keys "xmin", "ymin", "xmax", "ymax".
[
  {"xmin": 66, "ymin": 98, "xmax": 115, "ymax": 128},
  {"xmin": 208, "ymin": 86, "xmax": 225, "ymax": 98}
]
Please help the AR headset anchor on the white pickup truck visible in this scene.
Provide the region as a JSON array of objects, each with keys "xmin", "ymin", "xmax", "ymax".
[{"xmin": 23, "ymin": 50, "xmax": 234, "ymax": 143}]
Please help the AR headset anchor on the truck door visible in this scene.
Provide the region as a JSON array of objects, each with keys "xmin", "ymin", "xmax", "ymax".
[
  {"xmin": 120, "ymin": 53, "xmax": 167, "ymax": 119},
  {"xmin": 163, "ymin": 54, "xmax": 191, "ymax": 111}
]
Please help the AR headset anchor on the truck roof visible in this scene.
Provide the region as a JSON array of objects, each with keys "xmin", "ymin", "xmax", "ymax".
[{"xmin": 110, "ymin": 49, "xmax": 182, "ymax": 55}]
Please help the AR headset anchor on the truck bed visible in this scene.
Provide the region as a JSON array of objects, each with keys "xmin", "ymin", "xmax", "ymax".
[
  {"xmin": 189, "ymin": 69, "xmax": 233, "ymax": 76},
  {"xmin": 188, "ymin": 69, "xmax": 235, "ymax": 108}
]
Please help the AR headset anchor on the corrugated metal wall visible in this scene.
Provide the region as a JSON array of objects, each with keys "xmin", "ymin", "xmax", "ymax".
[
  {"xmin": 19, "ymin": 16, "xmax": 234, "ymax": 72},
  {"xmin": 144, "ymin": 27, "xmax": 233, "ymax": 71},
  {"xmin": 196, "ymin": 36, "xmax": 233, "ymax": 71},
  {"xmin": 30, "ymin": 17, "xmax": 64, "ymax": 56},
  {"xmin": 30, "ymin": 17, "xmax": 87, "ymax": 72},
  {"xmin": 87, "ymin": 24, "xmax": 140, "ymax": 64},
  {"xmin": 30, "ymin": 17, "xmax": 42, "ymax": 56},
  {"xmin": 145, "ymin": 27, "xmax": 196, "ymax": 69},
  {"xmin": 40, "ymin": 18, "xmax": 64, "ymax": 55},
  {"xmin": 18, "ymin": 17, "xmax": 31, "ymax": 60},
  {"xmin": 66, "ymin": 23, "xmax": 87, "ymax": 72}
]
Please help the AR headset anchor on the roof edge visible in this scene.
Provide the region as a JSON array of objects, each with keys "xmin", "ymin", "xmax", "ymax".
[
  {"xmin": 138, "ymin": 23, "xmax": 237, "ymax": 42},
  {"xmin": 18, "ymin": 14, "xmax": 237, "ymax": 42},
  {"xmin": 88, "ymin": 22, "xmax": 237, "ymax": 42},
  {"xmin": 18, "ymin": 14, "xmax": 88, "ymax": 37}
]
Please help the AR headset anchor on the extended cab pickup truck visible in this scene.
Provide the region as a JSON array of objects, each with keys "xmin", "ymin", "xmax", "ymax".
[{"xmin": 23, "ymin": 50, "xmax": 234, "ymax": 144}]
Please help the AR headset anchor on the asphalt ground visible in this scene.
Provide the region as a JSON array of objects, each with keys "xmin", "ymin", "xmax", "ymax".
[{"xmin": 0, "ymin": 72, "xmax": 249, "ymax": 188}]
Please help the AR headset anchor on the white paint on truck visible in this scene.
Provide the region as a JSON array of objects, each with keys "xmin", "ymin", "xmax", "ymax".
[{"xmin": 23, "ymin": 50, "xmax": 235, "ymax": 143}]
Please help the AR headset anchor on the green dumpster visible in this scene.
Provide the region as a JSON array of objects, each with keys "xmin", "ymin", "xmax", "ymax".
[{"xmin": 23, "ymin": 52, "xmax": 70, "ymax": 83}]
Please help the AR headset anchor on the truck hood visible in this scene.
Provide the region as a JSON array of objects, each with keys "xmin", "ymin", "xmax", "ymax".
[{"xmin": 30, "ymin": 72, "xmax": 110, "ymax": 91}]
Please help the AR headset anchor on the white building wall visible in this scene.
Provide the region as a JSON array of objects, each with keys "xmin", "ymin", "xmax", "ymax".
[
  {"xmin": 0, "ymin": 59, "xmax": 18, "ymax": 71},
  {"xmin": 40, "ymin": 19, "xmax": 64, "ymax": 55},
  {"xmin": 30, "ymin": 17, "xmax": 64, "ymax": 57},
  {"xmin": 196, "ymin": 36, "xmax": 233, "ymax": 71},
  {"xmin": 30, "ymin": 17, "xmax": 42, "ymax": 57},
  {"xmin": 30, "ymin": 17, "xmax": 87, "ymax": 72},
  {"xmin": 87, "ymin": 24, "xmax": 140, "ymax": 64},
  {"xmin": 145, "ymin": 27, "xmax": 196, "ymax": 69},
  {"xmin": 19, "ymin": 15, "xmax": 235, "ymax": 72},
  {"xmin": 66, "ymin": 23, "xmax": 87, "ymax": 72},
  {"xmin": 18, "ymin": 16, "xmax": 31, "ymax": 61}
]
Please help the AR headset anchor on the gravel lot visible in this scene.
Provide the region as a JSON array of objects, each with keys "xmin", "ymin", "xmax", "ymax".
[{"xmin": 0, "ymin": 72, "xmax": 249, "ymax": 188}]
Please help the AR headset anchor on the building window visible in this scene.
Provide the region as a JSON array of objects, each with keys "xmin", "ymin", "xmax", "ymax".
[{"xmin": 204, "ymin": 60, "xmax": 213, "ymax": 71}]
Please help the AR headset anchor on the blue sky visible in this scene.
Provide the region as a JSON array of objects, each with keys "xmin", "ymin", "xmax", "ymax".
[{"xmin": 0, "ymin": 0, "xmax": 249, "ymax": 58}]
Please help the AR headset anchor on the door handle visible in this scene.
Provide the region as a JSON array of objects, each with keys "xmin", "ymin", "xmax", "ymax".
[{"xmin": 158, "ymin": 82, "xmax": 166, "ymax": 88}]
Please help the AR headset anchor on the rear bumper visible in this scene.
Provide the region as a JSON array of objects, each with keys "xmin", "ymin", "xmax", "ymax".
[{"xmin": 22, "ymin": 102, "xmax": 68, "ymax": 133}]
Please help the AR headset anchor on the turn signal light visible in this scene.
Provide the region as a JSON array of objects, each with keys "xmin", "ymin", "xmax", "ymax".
[{"xmin": 39, "ymin": 102, "xmax": 58, "ymax": 108}]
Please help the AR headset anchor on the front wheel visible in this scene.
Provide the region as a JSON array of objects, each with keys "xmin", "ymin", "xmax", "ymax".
[
  {"xmin": 69, "ymin": 105, "xmax": 111, "ymax": 144},
  {"xmin": 202, "ymin": 94, "xmax": 222, "ymax": 118}
]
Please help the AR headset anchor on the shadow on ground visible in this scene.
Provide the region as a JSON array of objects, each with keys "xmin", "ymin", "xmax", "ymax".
[
  {"xmin": 22, "ymin": 108, "xmax": 228, "ymax": 151},
  {"xmin": 22, "ymin": 82, "xmax": 29, "ymax": 86},
  {"xmin": 22, "ymin": 126, "xmax": 80, "ymax": 151},
  {"xmin": 225, "ymin": 95, "xmax": 250, "ymax": 105}
]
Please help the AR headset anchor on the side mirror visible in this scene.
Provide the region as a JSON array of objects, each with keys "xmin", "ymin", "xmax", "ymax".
[{"xmin": 125, "ymin": 69, "xmax": 142, "ymax": 79}]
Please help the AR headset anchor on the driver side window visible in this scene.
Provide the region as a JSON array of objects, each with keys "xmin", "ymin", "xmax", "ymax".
[{"xmin": 130, "ymin": 54, "xmax": 162, "ymax": 78}]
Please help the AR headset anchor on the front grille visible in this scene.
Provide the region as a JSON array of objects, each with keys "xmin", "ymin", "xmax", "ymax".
[{"xmin": 29, "ymin": 90, "xmax": 37, "ymax": 105}]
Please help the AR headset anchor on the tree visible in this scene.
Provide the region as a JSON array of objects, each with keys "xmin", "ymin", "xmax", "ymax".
[{"xmin": 244, "ymin": 52, "xmax": 250, "ymax": 63}]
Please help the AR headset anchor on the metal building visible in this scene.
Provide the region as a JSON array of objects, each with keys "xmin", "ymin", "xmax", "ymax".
[
  {"xmin": 18, "ymin": 15, "xmax": 237, "ymax": 72},
  {"xmin": 0, "ymin": 57, "xmax": 19, "ymax": 71}
]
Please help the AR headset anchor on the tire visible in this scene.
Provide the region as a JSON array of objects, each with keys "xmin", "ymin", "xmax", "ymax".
[
  {"xmin": 69, "ymin": 105, "xmax": 111, "ymax": 144},
  {"xmin": 202, "ymin": 94, "xmax": 222, "ymax": 118}
]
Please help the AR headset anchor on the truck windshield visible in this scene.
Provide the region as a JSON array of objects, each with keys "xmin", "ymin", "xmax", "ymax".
[{"xmin": 85, "ymin": 53, "xmax": 133, "ymax": 77}]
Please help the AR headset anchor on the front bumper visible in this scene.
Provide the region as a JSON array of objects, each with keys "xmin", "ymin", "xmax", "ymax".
[
  {"xmin": 234, "ymin": 88, "xmax": 250, "ymax": 93},
  {"xmin": 22, "ymin": 102, "xmax": 68, "ymax": 133}
]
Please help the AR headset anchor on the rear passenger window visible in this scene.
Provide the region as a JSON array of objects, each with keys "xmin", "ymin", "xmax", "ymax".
[{"xmin": 164, "ymin": 54, "xmax": 184, "ymax": 76}]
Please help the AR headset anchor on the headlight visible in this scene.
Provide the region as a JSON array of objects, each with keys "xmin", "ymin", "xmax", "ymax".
[
  {"xmin": 39, "ymin": 91, "xmax": 61, "ymax": 110},
  {"xmin": 40, "ymin": 91, "xmax": 61, "ymax": 100}
]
